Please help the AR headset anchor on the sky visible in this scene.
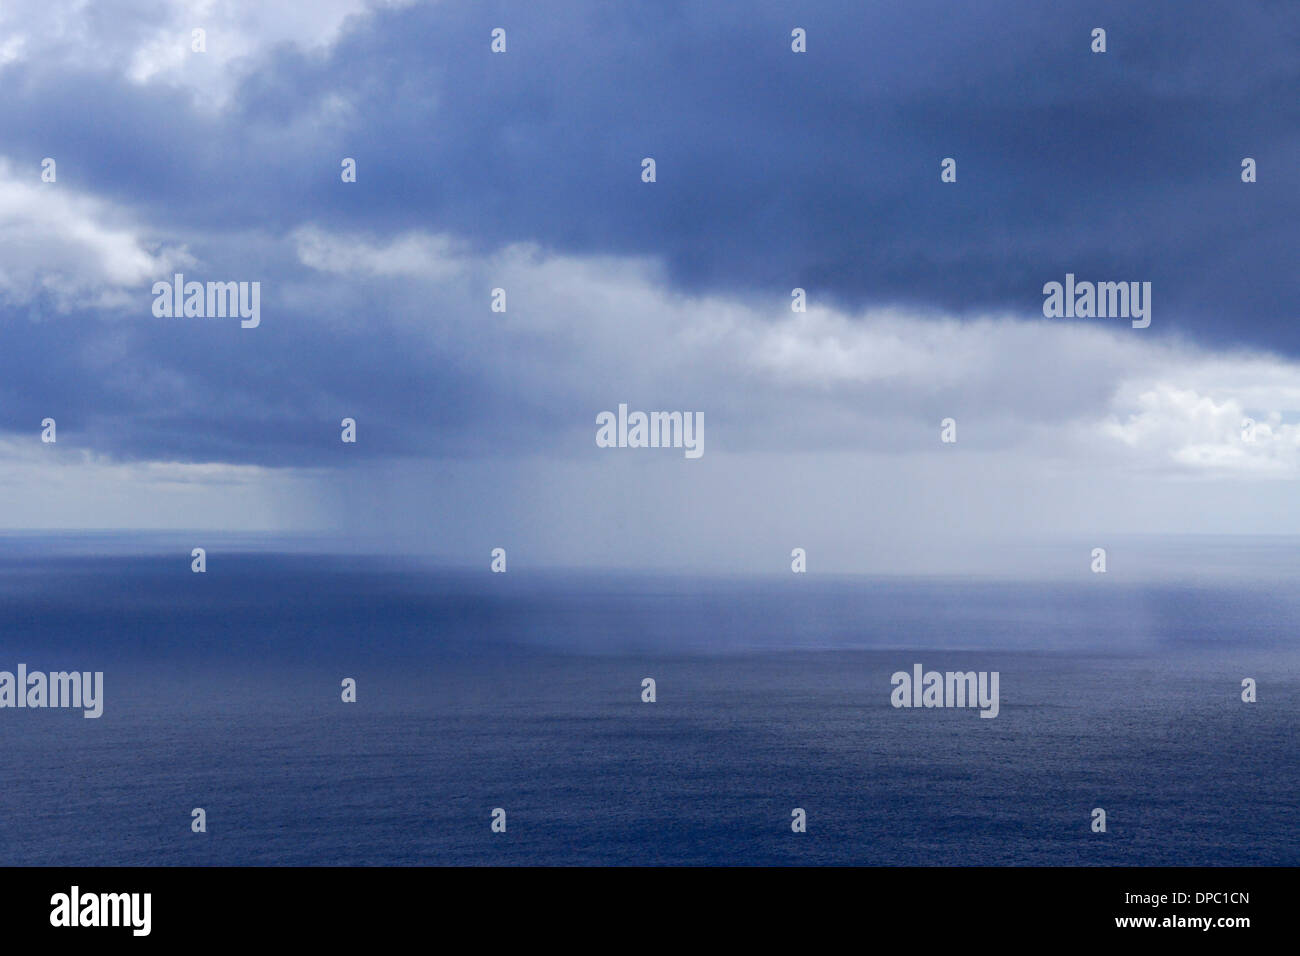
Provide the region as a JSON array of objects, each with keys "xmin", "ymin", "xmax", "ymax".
[{"xmin": 0, "ymin": 0, "xmax": 1297, "ymax": 572}]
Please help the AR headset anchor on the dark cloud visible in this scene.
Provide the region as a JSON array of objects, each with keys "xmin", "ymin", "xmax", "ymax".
[{"xmin": 0, "ymin": 0, "xmax": 1296, "ymax": 468}]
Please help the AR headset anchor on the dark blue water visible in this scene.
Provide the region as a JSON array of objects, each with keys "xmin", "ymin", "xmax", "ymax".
[{"xmin": 0, "ymin": 545, "xmax": 1295, "ymax": 865}]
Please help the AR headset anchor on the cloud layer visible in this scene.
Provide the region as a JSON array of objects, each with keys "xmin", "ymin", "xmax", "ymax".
[{"xmin": 1, "ymin": 0, "xmax": 1296, "ymax": 554}]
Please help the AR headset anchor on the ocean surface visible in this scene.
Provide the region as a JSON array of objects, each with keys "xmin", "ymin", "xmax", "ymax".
[{"xmin": 0, "ymin": 539, "xmax": 1295, "ymax": 866}]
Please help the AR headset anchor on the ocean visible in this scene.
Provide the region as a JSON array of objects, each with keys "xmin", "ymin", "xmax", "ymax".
[{"xmin": 0, "ymin": 540, "xmax": 1295, "ymax": 865}]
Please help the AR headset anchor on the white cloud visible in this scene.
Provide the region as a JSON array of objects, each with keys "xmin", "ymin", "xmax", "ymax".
[
  {"xmin": 1101, "ymin": 383, "xmax": 1300, "ymax": 476},
  {"xmin": 293, "ymin": 225, "xmax": 1300, "ymax": 479},
  {"xmin": 293, "ymin": 225, "xmax": 466, "ymax": 280},
  {"xmin": 0, "ymin": 157, "xmax": 190, "ymax": 311},
  {"xmin": 0, "ymin": 0, "xmax": 416, "ymax": 109}
]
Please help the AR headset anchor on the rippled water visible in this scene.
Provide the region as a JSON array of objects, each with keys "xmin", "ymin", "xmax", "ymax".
[{"xmin": 0, "ymin": 548, "xmax": 1294, "ymax": 865}]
